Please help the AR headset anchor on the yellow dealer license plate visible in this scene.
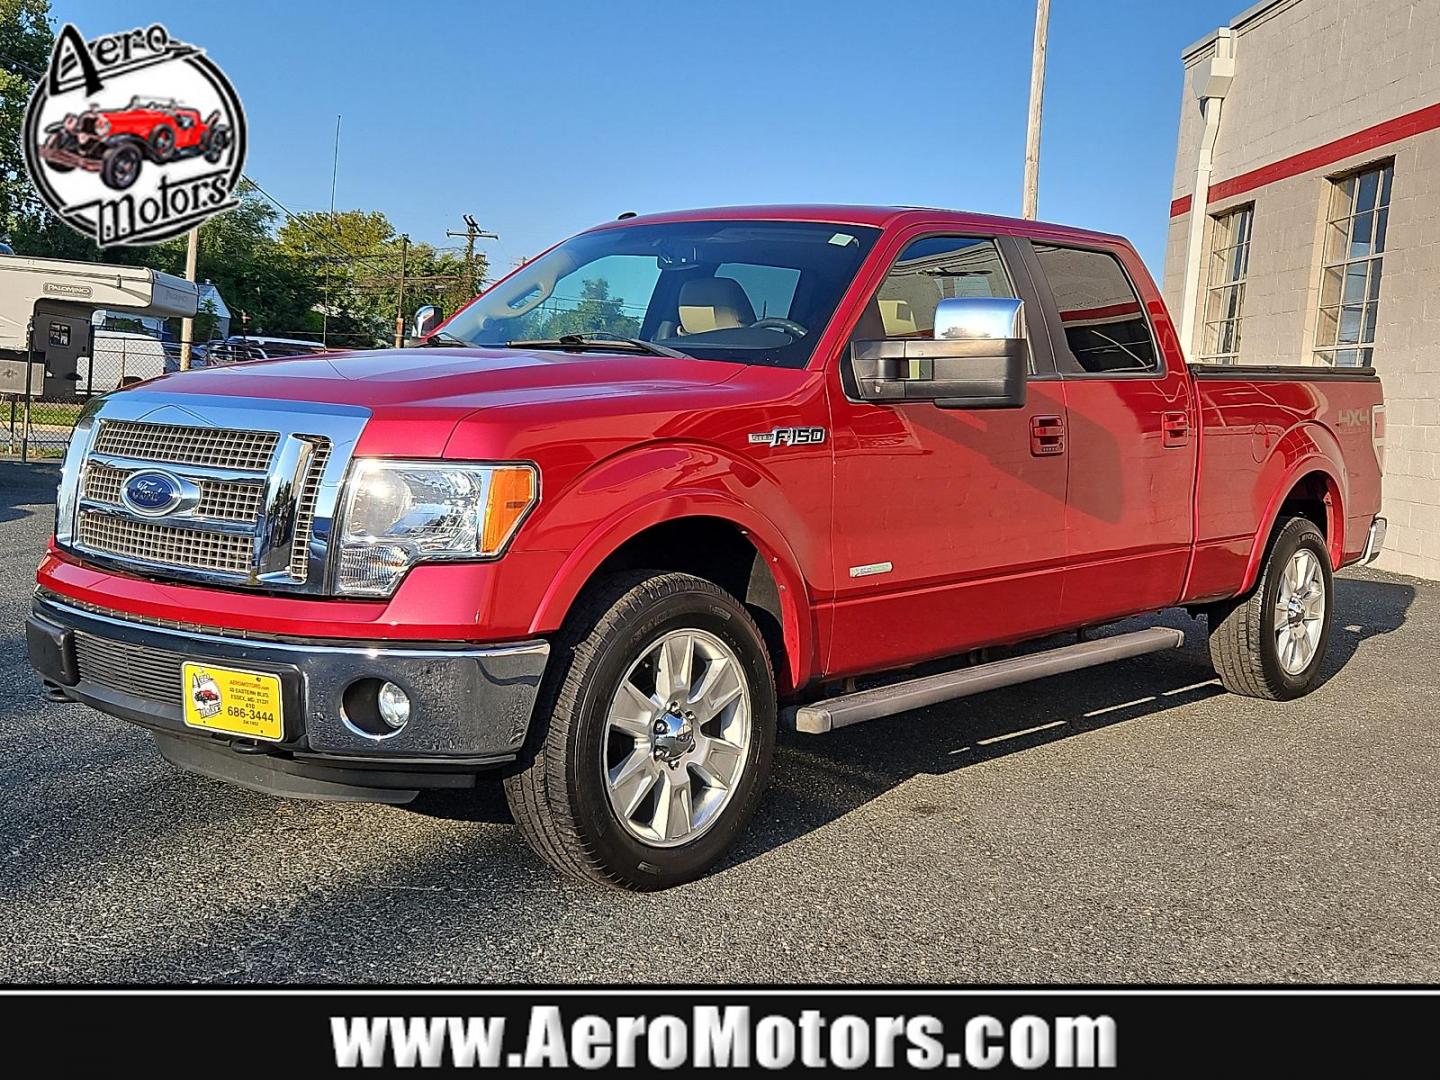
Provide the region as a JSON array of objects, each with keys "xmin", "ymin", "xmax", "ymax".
[{"xmin": 181, "ymin": 662, "xmax": 284, "ymax": 742}]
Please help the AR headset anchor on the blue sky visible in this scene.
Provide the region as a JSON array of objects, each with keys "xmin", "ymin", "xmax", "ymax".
[{"xmin": 56, "ymin": 0, "xmax": 1239, "ymax": 275}]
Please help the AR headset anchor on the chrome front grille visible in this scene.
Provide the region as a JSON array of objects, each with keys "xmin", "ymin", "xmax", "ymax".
[
  {"xmin": 78, "ymin": 510, "xmax": 255, "ymax": 574},
  {"xmin": 289, "ymin": 438, "xmax": 332, "ymax": 580},
  {"xmin": 83, "ymin": 461, "xmax": 265, "ymax": 524},
  {"xmin": 65, "ymin": 396, "xmax": 367, "ymax": 594},
  {"xmin": 73, "ymin": 629, "xmax": 183, "ymax": 707},
  {"xmin": 92, "ymin": 420, "xmax": 279, "ymax": 471}
]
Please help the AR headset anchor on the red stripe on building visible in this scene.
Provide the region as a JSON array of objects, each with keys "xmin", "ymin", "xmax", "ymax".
[
  {"xmin": 1059, "ymin": 302, "xmax": 1141, "ymax": 324},
  {"xmin": 1170, "ymin": 100, "xmax": 1440, "ymax": 218}
]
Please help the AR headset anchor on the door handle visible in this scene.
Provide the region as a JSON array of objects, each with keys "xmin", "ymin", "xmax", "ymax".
[
  {"xmin": 1030, "ymin": 415, "xmax": 1065, "ymax": 456},
  {"xmin": 1162, "ymin": 411, "xmax": 1190, "ymax": 448}
]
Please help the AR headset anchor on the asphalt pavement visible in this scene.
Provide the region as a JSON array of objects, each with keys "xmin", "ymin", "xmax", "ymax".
[{"xmin": 2, "ymin": 462, "xmax": 1436, "ymax": 984}]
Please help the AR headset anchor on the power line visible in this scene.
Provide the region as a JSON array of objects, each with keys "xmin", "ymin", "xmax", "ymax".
[
  {"xmin": 239, "ymin": 175, "xmax": 370, "ymax": 264},
  {"xmin": 446, "ymin": 214, "xmax": 498, "ymax": 296}
]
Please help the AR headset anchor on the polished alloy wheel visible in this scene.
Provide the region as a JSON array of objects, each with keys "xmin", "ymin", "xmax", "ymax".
[
  {"xmin": 1275, "ymin": 548, "xmax": 1326, "ymax": 675},
  {"xmin": 602, "ymin": 628, "xmax": 751, "ymax": 847}
]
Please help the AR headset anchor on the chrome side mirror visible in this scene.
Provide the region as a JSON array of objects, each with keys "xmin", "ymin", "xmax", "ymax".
[
  {"xmin": 850, "ymin": 296, "xmax": 1028, "ymax": 410},
  {"xmin": 933, "ymin": 295, "xmax": 1025, "ymax": 341},
  {"xmin": 412, "ymin": 304, "xmax": 443, "ymax": 340}
]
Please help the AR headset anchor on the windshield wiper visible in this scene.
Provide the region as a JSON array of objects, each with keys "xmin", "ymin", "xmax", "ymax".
[
  {"xmin": 505, "ymin": 333, "xmax": 692, "ymax": 360},
  {"xmin": 419, "ymin": 331, "xmax": 473, "ymax": 347}
]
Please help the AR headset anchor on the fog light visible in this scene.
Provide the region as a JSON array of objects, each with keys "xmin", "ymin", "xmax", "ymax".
[{"xmin": 377, "ymin": 681, "xmax": 411, "ymax": 730}]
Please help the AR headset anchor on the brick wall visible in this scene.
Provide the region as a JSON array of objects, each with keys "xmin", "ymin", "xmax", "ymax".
[{"xmin": 1165, "ymin": 0, "xmax": 1440, "ymax": 579}]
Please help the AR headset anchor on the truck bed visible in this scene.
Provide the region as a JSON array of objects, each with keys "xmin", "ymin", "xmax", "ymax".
[{"xmin": 1184, "ymin": 363, "xmax": 1384, "ymax": 603}]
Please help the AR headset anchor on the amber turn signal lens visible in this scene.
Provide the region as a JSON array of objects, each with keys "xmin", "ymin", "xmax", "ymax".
[{"xmin": 481, "ymin": 466, "xmax": 537, "ymax": 553}]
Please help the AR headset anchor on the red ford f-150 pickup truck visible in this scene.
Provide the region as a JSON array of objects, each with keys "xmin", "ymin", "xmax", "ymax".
[{"xmin": 28, "ymin": 206, "xmax": 1385, "ymax": 889}]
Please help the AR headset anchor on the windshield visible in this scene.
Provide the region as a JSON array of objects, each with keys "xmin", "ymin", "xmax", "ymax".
[{"xmin": 440, "ymin": 219, "xmax": 880, "ymax": 368}]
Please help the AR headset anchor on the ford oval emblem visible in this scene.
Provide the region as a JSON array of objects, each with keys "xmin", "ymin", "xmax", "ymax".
[{"xmin": 121, "ymin": 469, "xmax": 184, "ymax": 516}]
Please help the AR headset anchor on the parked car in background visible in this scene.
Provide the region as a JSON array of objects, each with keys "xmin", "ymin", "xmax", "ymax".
[
  {"xmin": 40, "ymin": 96, "xmax": 232, "ymax": 191},
  {"xmin": 30, "ymin": 206, "xmax": 1385, "ymax": 890},
  {"xmin": 163, "ymin": 335, "xmax": 329, "ymax": 373}
]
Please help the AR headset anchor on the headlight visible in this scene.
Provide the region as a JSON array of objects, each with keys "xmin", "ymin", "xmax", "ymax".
[
  {"xmin": 92, "ymin": 115, "xmax": 110, "ymax": 136},
  {"xmin": 335, "ymin": 460, "xmax": 538, "ymax": 597}
]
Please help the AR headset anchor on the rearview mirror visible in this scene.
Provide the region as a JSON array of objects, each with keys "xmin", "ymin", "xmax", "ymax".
[
  {"xmin": 850, "ymin": 296, "xmax": 1028, "ymax": 410},
  {"xmin": 413, "ymin": 304, "xmax": 443, "ymax": 340}
]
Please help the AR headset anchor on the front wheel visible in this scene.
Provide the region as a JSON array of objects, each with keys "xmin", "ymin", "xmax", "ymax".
[
  {"xmin": 504, "ymin": 571, "xmax": 776, "ymax": 889},
  {"xmin": 99, "ymin": 143, "xmax": 142, "ymax": 190},
  {"xmin": 1208, "ymin": 516, "xmax": 1334, "ymax": 700}
]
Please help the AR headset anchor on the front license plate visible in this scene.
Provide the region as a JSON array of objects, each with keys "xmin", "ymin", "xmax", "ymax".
[{"xmin": 181, "ymin": 662, "xmax": 284, "ymax": 742}]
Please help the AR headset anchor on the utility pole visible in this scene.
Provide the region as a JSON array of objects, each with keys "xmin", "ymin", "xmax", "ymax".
[
  {"xmin": 179, "ymin": 226, "xmax": 199, "ymax": 370},
  {"xmin": 1022, "ymin": 0, "xmax": 1051, "ymax": 220},
  {"xmin": 323, "ymin": 113, "xmax": 341, "ymax": 348},
  {"xmin": 394, "ymin": 235, "xmax": 409, "ymax": 348},
  {"xmin": 447, "ymin": 213, "xmax": 498, "ymax": 297}
]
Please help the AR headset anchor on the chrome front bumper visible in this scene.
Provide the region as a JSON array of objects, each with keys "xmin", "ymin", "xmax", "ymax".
[
  {"xmin": 27, "ymin": 596, "xmax": 549, "ymax": 788},
  {"xmin": 1362, "ymin": 516, "xmax": 1388, "ymax": 564}
]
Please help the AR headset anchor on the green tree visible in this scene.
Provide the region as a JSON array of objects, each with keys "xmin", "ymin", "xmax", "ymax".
[
  {"xmin": 276, "ymin": 209, "xmax": 473, "ymax": 345},
  {"xmin": 535, "ymin": 278, "xmax": 641, "ymax": 339},
  {"xmin": 1, "ymin": 0, "xmax": 54, "ymax": 245}
]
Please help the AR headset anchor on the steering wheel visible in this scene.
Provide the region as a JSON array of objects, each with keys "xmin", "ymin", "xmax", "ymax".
[{"xmin": 751, "ymin": 317, "xmax": 808, "ymax": 338}]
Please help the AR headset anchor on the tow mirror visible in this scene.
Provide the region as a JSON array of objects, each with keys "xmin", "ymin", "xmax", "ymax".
[
  {"xmin": 412, "ymin": 304, "xmax": 443, "ymax": 340},
  {"xmin": 850, "ymin": 296, "xmax": 1028, "ymax": 409}
]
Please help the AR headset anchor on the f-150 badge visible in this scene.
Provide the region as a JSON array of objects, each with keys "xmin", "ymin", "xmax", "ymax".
[{"xmin": 748, "ymin": 427, "xmax": 826, "ymax": 447}]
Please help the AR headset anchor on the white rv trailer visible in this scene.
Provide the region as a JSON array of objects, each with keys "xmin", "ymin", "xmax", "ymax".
[{"xmin": 0, "ymin": 253, "xmax": 198, "ymax": 399}]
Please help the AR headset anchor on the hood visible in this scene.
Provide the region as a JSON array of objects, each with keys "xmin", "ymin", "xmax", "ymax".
[
  {"xmin": 136, "ymin": 347, "xmax": 747, "ymax": 455},
  {"xmin": 152, "ymin": 346, "xmax": 741, "ymax": 409}
]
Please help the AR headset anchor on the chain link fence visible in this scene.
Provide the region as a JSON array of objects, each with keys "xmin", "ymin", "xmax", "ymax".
[{"xmin": 3, "ymin": 330, "xmax": 177, "ymax": 460}]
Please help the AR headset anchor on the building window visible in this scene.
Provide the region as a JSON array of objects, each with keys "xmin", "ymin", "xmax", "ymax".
[
  {"xmin": 1314, "ymin": 163, "xmax": 1393, "ymax": 367},
  {"xmin": 1200, "ymin": 206, "xmax": 1252, "ymax": 364}
]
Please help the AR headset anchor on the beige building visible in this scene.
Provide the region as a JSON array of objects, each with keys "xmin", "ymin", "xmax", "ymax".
[{"xmin": 1164, "ymin": 0, "xmax": 1440, "ymax": 580}]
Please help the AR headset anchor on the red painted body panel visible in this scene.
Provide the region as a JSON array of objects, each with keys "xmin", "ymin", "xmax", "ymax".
[
  {"xmin": 37, "ymin": 206, "xmax": 1385, "ymax": 694},
  {"xmin": 1183, "ymin": 377, "xmax": 1383, "ymax": 603},
  {"xmin": 1053, "ymin": 241, "xmax": 1199, "ymax": 627},
  {"xmin": 96, "ymin": 106, "xmax": 208, "ymax": 149}
]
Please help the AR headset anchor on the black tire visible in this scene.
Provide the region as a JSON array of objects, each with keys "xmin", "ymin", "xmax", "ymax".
[
  {"xmin": 201, "ymin": 124, "xmax": 228, "ymax": 164},
  {"xmin": 43, "ymin": 133, "xmax": 74, "ymax": 172},
  {"xmin": 99, "ymin": 143, "xmax": 142, "ymax": 190},
  {"xmin": 148, "ymin": 124, "xmax": 176, "ymax": 161},
  {"xmin": 1208, "ymin": 516, "xmax": 1334, "ymax": 700},
  {"xmin": 504, "ymin": 571, "xmax": 776, "ymax": 890}
]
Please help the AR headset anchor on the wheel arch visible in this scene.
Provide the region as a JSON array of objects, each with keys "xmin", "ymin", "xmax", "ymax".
[
  {"xmin": 1241, "ymin": 449, "xmax": 1346, "ymax": 594},
  {"xmin": 530, "ymin": 498, "xmax": 814, "ymax": 694}
]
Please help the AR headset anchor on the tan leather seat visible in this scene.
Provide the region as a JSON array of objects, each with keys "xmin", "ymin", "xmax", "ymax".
[{"xmin": 677, "ymin": 278, "xmax": 756, "ymax": 334}]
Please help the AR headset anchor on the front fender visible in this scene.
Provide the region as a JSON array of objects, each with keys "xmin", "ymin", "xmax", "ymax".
[{"xmin": 523, "ymin": 443, "xmax": 825, "ymax": 690}]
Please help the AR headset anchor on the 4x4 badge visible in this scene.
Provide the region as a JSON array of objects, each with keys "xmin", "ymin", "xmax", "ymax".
[{"xmin": 748, "ymin": 427, "xmax": 827, "ymax": 448}]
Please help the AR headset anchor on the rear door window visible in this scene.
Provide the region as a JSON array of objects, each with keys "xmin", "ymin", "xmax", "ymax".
[{"xmin": 1032, "ymin": 244, "xmax": 1159, "ymax": 374}]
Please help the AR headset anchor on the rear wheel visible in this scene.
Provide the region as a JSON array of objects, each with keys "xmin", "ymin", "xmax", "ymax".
[
  {"xmin": 504, "ymin": 571, "xmax": 776, "ymax": 889},
  {"xmin": 1208, "ymin": 516, "xmax": 1333, "ymax": 700}
]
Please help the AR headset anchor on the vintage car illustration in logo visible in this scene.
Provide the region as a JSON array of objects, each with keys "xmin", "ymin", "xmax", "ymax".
[
  {"xmin": 40, "ymin": 96, "xmax": 233, "ymax": 191},
  {"xmin": 189, "ymin": 670, "xmax": 223, "ymax": 719},
  {"xmin": 22, "ymin": 23, "xmax": 246, "ymax": 245}
]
